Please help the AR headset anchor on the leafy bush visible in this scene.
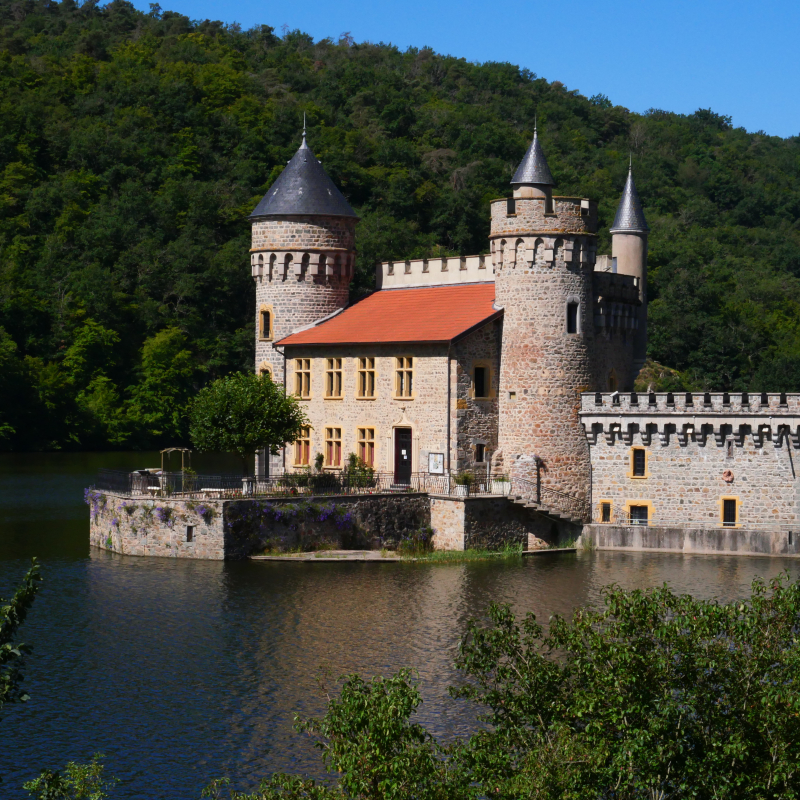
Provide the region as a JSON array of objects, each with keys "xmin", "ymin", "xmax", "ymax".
[{"xmin": 223, "ymin": 575, "xmax": 800, "ymax": 799}]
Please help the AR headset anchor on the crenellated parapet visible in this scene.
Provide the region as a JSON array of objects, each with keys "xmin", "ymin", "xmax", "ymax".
[{"xmin": 581, "ymin": 392, "xmax": 800, "ymax": 448}]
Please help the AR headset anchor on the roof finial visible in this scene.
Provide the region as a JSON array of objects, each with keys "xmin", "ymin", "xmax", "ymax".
[
  {"xmin": 534, "ymin": 115, "xmax": 538, "ymax": 138},
  {"xmin": 629, "ymin": 152, "xmax": 632, "ymax": 171},
  {"xmin": 302, "ymin": 112, "xmax": 307, "ymax": 146}
]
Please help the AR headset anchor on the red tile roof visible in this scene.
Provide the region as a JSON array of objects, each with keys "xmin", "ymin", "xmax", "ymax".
[{"xmin": 277, "ymin": 283, "xmax": 499, "ymax": 347}]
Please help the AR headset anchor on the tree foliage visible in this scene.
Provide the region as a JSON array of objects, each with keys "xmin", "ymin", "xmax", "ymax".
[
  {"xmin": 1, "ymin": 558, "xmax": 41, "ymax": 713},
  {"xmin": 1, "ymin": 0, "xmax": 800, "ymax": 450},
  {"xmin": 189, "ymin": 372, "xmax": 307, "ymax": 473}
]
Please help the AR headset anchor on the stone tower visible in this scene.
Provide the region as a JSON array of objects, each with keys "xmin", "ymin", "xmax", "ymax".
[
  {"xmin": 493, "ymin": 126, "xmax": 598, "ymax": 495},
  {"xmin": 609, "ymin": 161, "xmax": 649, "ymax": 381},
  {"xmin": 250, "ymin": 129, "xmax": 358, "ymax": 473}
]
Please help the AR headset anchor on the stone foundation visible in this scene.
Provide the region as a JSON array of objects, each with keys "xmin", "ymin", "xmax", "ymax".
[
  {"xmin": 430, "ymin": 495, "xmax": 578, "ymax": 551},
  {"xmin": 582, "ymin": 524, "xmax": 800, "ymax": 558},
  {"xmin": 88, "ymin": 489, "xmax": 568, "ymax": 560}
]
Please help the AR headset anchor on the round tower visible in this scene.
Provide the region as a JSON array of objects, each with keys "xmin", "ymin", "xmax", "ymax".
[
  {"xmin": 609, "ymin": 160, "xmax": 649, "ymax": 380},
  {"xmin": 250, "ymin": 129, "xmax": 358, "ymax": 385},
  {"xmin": 494, "ymin": 127, "xmax": 597, "ymax": 496}
]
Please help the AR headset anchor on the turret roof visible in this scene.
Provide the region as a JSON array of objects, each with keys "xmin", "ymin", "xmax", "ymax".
[
  {"xmin": 511, "ymin": 125, "xmax": 555, "ymax": 186},
  {"xmin": 610, "ymin": 162, "xmax": 649, "ymax": 233},
  {"xmin": 249, "ymin": 133, "xmax": 357, "ymax": 219}
]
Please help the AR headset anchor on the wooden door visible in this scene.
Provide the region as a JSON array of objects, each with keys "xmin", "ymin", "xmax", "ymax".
[{"xmin": 394, "ymin": 428, "xmax": 412, "ymax": 484}]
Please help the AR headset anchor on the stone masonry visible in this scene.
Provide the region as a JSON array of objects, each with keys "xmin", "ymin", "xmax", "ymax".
[
  {"xmin": 582, "ymin": 391, "xmax": 800, "ymax": 528},
  {"xmin": 492, "ymin": 196, "xmax": 597, "ymax": 496}
]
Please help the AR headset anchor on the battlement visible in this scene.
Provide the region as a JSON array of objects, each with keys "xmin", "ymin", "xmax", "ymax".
[
  {"xmin": 377, "ymin": 254, "xmax": 493, "ymax": 288},
  {"xmin": 582, "ymin": 391, "xmax": 800, "ymax": 415},
  {"xmin": 580, "ymin": 392, "xmax": 800, "ymax": 448},
  {"xmin": 489, "ymin": 196, "xmax": 597, "ymax": 239}
]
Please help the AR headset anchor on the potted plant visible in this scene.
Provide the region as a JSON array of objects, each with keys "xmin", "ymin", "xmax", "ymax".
[
  {"xmin": 491, "ymin": 474, "xmax": 511, "ymax": 496},
  {"xmin": 453, "ymin": 471, "xmax": 473, "ymax": 497}
]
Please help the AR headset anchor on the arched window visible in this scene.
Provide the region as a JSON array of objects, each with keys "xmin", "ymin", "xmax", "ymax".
[
  {"xmin": 259, "ymin": 305, "xmax": 273, "ymax": 341},
  {"xmin": 566, "ymin": 302, "xmax": 579, "ymax": 334},
  {"xmin": 258, "ymin": 361, "xmax": 273, "ymax": 379}
]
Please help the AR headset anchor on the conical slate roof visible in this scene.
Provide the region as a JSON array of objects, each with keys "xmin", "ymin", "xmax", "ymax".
[
  {"xmin": 610, "ymin": 163, "xmax": 649, "ymax": 233},
  {"xmin": 249, "ymin": 135, "xmax": 357, "ymax": 219},
  {"xmin": 511, "ymin": 125, "xmax": 555, "ymax": 186}
]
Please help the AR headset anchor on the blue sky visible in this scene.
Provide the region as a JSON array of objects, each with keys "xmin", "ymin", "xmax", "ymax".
[{"xmin": 135, "ymin": 0, "xmax": 800, "ymax": 138}]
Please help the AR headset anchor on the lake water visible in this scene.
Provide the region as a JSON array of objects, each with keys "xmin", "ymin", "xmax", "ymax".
[{"xmin": 2, "ymin": 452, "xmax": 799, "ymax": 799}]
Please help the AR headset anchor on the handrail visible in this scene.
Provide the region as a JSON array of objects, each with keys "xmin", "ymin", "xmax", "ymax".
[
  {"xmin": 509, "ymin": 475, "xmax": 591, "ymax": 524},
  {"xmin": 92, "ymin": 469, "xmax": 513, "ymax": 500}
]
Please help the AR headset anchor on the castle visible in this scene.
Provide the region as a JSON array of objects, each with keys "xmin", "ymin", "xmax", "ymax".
[{"xmin": 249, "ymin": 126, "xmax": 800, "ymax": 545}]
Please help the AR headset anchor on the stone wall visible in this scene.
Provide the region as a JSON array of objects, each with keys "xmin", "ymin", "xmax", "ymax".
[
  {"xmin": 87, "ymin": 492, "xmax": 226, "ymax": 560},
  {"xmin": 493, "ymin": 196, "xmax": 597, "ymax": 497},
  {"xmin": 223, "ymin": 494, "xmax": 431, "ymax": 559},
  {"xmin": 282, "ymin": 342, "xmax": 452, "ymax": 474},
  {"xmin": 251, "ymin": 215, "xmax": 356, "ymax": 253},
  {"xmin": 583, "ymin": 392, "xmax": 800, "ymax": 528},
  {"xmin": 453, "ymin": 319, "xmax": 502, "ymax": 472},
  {"xmin": 583, "ymin": 524, "xmax": 800, "ymax": 558},
  {"xmin": 430, "ymin": 495, "xmax": 575, "ymax": 551},
  {"xmin": 588, "ymin": 434, "xmax": 799, "ymax": 528},
  {"xmin": 489, "ymin": 196, "xmax": 597, "ymax": 238},
  {"xmin": 88, "ymin": 492, "xmax": 430, "ymax": 560}
]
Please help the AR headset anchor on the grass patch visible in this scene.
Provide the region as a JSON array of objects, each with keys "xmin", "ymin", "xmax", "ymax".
[{"xmin": 404, "ymin": 543, "xmax": 525, "ymax": 563}]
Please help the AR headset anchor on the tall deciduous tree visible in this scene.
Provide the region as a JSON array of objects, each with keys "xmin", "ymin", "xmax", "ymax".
[{"xmin": 189, "ymin": 372, "xmax": 307, "ymax": 475}]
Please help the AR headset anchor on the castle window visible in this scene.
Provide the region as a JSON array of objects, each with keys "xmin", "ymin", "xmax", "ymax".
[
  {"xmin": 294, "ymin": 426, "xmax": 311, "ymax": 466},
  {"xmin": 631, "ymin": 448, "xmax": 647, "ymax": 478},
  {"xmin": 475, "ymin": 443, "xmax": 486, "ymax": 463},
  {"xmin": 357, "ymin": 427, "xmax": 375, "ymax": 467},
  {"xmin": 186, "ymin": 525, "xmax": 194, "ymax": 542},
  {"xmin": 395, "ymin": 357, "xmax": 414, "ymax": 399},
  {"xmin": 473, "ymin": 366, "xmax": 489, "ymax": 399},
  {"xmin": 294, "ymin": 359, "xmax": 311, "ymax": 399},
  {"xmin": 601, "ymin": 502, "xmax": 611, "ymax": 523},
  {"xmin": 629, "ymin": 505, "xmax": 649, "ymax": 526},
  {"xmin": 722, "ymin": 498, "xmax": 738, "ymax": 527},
  {"xmin": 357, "ymin": 357, "xmax": 376, "ymax": 399},
  {"xmin": 566, "ymin": 302, "xmax": 579, "ymax": 334},
  {"xmin": 506, "ymin": 198, "xmax": 516, "ymax": 216},
  {"xmin": 258, "ymin": 362, "xmax": 273, "ymax": 379},
  {"xmin": 259, "ymin": 305, "xmax": 273, "ymax": 341},
  {"xmin": 325, "ymin": 358, "xmax": 343, "ymax": 399},
  {"xmin": 325, "ymin": 427, "xmax": 342, "ymax": 468},
  {"xmin": 544, "ymin": 195, "xmax": 554, "ymax": 214}
]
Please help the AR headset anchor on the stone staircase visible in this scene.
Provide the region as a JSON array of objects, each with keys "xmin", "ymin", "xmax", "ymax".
[{"xmin": 508, "ymin": 477, "xmax": 590, "ymax": 526}]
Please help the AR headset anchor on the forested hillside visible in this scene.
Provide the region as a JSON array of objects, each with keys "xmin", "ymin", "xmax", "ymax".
[{"xmin": 1, "ymin": 0, "xmax": 799, "ymax": 450}]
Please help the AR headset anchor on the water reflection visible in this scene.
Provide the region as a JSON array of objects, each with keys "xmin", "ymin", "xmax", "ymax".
[{"xmin": 1, "ymin": 454, "xmax": 799, "ymax": 798}]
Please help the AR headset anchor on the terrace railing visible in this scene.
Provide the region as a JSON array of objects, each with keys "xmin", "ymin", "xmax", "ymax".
[{"xmin": 93, "ymin": 469, "xmax": 514, "ymax": 500}]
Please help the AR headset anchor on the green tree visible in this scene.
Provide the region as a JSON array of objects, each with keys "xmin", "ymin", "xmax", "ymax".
[
  {"xmin": 1, "ymin": 559, "xmax": 41, "ymax": 714},
  {"xmin": 189, "ymin": 372, "xmax": 307, "ymax": 474},
  {"xmin": 23, "ymin": 754, "xmax": 115, "ymax": 800},
  {"xmin": 127, "ymin": 327, "xmax": 199, "ymax": 446}
]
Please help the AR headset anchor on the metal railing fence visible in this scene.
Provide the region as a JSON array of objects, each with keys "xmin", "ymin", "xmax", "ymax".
[{"xmin": 93, "ymin": 469, "xmax": 515, "ymax": 500}]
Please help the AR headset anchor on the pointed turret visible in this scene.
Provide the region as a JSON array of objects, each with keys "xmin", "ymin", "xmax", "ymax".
[
  {"xmin": 609, "ymin": 158, "xmax": 649, "ymax": 381},
  {"xmin": 511, "ymin": 125, "xmax": 555, "ymax": 187},
  {"xmin": 250, "ymin": 133, "xmax": 357, "ymax": 219},
  {"xmin": 610, "ymin": 161, "xmax": 649, "ymax": 233}
]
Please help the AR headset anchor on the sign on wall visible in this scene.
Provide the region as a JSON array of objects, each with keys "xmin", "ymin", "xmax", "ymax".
[{"xmin": 428, "ymin": 453, "xmax": 445, "ymax": 474}]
